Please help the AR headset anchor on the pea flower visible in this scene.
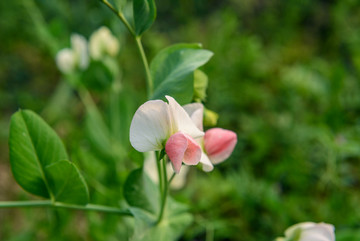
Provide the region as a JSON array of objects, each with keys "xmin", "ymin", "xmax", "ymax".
[
  {"xmin": 89, "ymin": 26, "xmax": 120, "ymax": 60},
  {"xmin": 276, "ymin": 222, "xmax": 335, "ymax": 241},
  {"xmin": 55, "ymin": 34, "xmax": 89, "ymax": 74},
  {"xmin": 130, "ymin": 96, "xmax": 204, "ymax": 173},
  {"xmin": 183, "ymin": 103, "xmax": 237, "ymax": 172}
]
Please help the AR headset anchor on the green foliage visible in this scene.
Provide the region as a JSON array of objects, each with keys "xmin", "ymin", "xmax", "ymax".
[
  {"xmin": 9, "ymin": 110, "xmax": 69, "ymax": 198},
  {"xmin": 130, "ymin": 199, "xmax": 193, "ymax": 241},
  {"xmin": 124, "ymin": 168, "xmax": 193, "ymax": 241},
  {"xmin": 85, "ymin": 103, "xmax": 114, "ymax": 159},
  {"xmin": 81, "ymin": 61, "xmax": 113, "ymax": 91},
  {"xmin": 45, "ymin": 160, "xmax": 89, "ymax": 205},
  {"xmin": 124, "ymin": 168, "xmax": 160, "ymax": 214},
  {"xmin": 2, "ymin": 0, "xmax": 360, "ymax": 240},
  {"xmin": 9, "ymin": 110, "xmax": 88, "ymax": 205},
  {"xmin": 151, "ymin": 43, "xmax": 213, "ymax": 104},
  {"xmin": 133, "ymin": 0, "xmax": 156, "ymax": 36}
]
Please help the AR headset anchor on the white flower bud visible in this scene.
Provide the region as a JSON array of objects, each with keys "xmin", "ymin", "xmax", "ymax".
[
  {"xmin": 55, "ymin": 48, "xmax": 76, "ymax": 74},
  {"xmin": 89, "ymin": 26, "xmax": 120, "ymax": 60},
  {"xmin": 277, "ymin": 222, "xmax": 335, "ymax": 241},
  {"xmin": 71, "ymin": 33, "xmax": 89, "ymax": 70}
]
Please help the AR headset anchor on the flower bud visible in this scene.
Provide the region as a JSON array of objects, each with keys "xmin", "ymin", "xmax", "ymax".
[
  {"xmin": 89, "ymin": 26, "xmax": 120, "ymax": 60},
  {"xmin": 276, "ymin": 222, "xmax": 335, "ymax": 241},
  {"xmin": 193, "ymin": 69, "xmax": 208, "ymax": 101},
  {"xmin": 204, "ymin": 108, "xmax": 219, "ymax": 127},
  {"xmin": 55, "ymin": 48, "xmax": 76, "ymax": 74},
  {"xmin": 204, "ymin": 128, "xmax": 237, "ymax": 164},
  {"xmin": 71, "ymin": 34, "xmax": 89, "ymax": 70}
]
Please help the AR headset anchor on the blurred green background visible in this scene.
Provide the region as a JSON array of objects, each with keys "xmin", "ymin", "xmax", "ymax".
[{"xmin": 1, "ymin": 0, "xmax": 360, "ymax": 240}]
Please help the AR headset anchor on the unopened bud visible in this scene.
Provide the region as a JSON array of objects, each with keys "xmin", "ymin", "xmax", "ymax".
[
  {"xmin": 204, "ymin": 108, "xmax": 218, "ymax": 127},
  {"xmin": 193, "ymin": 69, "xmax": 208, "ymax": 101}
]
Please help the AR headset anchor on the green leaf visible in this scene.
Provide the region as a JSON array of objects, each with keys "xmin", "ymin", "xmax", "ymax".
[
  {"xmin": 124, "ymin": 168, "xmax": 160, "ymax": 214},
  {"xmin": 9, "ymin": 109, "xmax": 68, "ymax": 198},
  {"xmin": 9, "ymin": 110, "xmax": 89, "ymax": 205},
  {"xmin": 46, "ymin": 160, "xmax": 89, "ymax": 205},
  {"xmin": 133, "ymin": 0, "xmax": 156, "ymax": 36},
  {"xmin": 150, "ymin": 43, "xmax": 213, "ymax": 105},
  {"xmin": 124, "ymin": 168, "xmax": 193, "ymax": 241},
  {"xmin": 130, "ymin": 199, "xmax": 193, "ymax": 241}
]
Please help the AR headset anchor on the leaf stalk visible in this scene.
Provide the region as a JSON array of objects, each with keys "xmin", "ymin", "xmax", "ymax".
[{"xmin": 0, "ymin": 200, "xmax": 132, "ymax": 216}]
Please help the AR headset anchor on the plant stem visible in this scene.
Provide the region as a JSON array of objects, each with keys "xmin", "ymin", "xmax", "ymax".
[
  {"xmin": 156, "ymin": 151, "xmax": 164, "ymax": 195},
  {"xmin": 99, "ymin": 0, "xmax": 135, "ymax": 37},
  {"xmin": 169, "ymin": 172, "xmax": 176, "ymax": 184},
  {"xmin": 0, "ymin": 200, "xmax": 51, "ymax": 208},
  {"xmin": 157, "ymin": 156, "xmax": 169, "ymax": 224},
  {"xmin": 0, "ymin": 200, "xmax": 132, "ymax": 216},
  {"xmin": 97, "ymin": 0, "xmax": 154, "ymax": 98},
  {"xmin": 135, "ymin": 36, "xmax": 154, "ymax": 98}
]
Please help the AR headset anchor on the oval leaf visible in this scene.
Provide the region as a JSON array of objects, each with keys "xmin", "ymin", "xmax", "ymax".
[
  {"xmin": 9, "ymin": 110, "xmax": 68, "ymax": 198},
  {"xmin": 133, "ymin": 0, "xmax": 156, "ymax": 36},
  {"xmin": 9, "ymin": 110, "xmax": 89, "ymax": 205},
  {"xmin": 46, "ymin": 160, "xmax": 89, "ymax": 205},
  {"xmin": 150, "ymin": 43, "xmax": 213, "ymax": 104}
]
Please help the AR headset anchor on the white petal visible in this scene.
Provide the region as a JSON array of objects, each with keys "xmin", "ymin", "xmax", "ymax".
[
  {"xmin": 55, "ymin": 48, "xmax": 75, "ymax": 74},
  {"xmin": 183, "ymin": 103, "xmax": 204, "ymax": 131},
  {"xmin": 285, "ymin": 222, "xmax": 316, "ymax": 237},
  {"xmin": 284, "ymin": 222, "xmax": 335, "ymax": 241},
  {"xmin": 130, "ymin": 100, "xmax": 171, "ymax": 152},
  {"xmin": 200, "ymin": 152, "xmax": 214, "ymax": 172},
  {"xmin": 89, "ymin": 26, "xmax": 119, "ymax": 60},
  {"xmin": 166, "ymin": 96, "xmax": 204, "ymax": 138},
  {"xmin": 300, "ymin": 224, "xmax": 335, "ymax": 241},
  {"xmin": 89, "ymin": 30, "xmax": 103, "ymax": 60},
  {"xmin": 71, "ymin": 33, "xmax": 89, "ymax": 70}
]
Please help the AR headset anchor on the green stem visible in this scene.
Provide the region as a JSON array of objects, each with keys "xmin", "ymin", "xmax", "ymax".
[
  {"xmin": 78, "ymin": 88, "xmax": 96, "ymax": 111},
  {"xmin": 169, "ymin": 172, "xmax": 176, "ymax": 184},
  {"xmin": 98, "ymin": 0, "xmax": 135, "ymax": 36},
  {"xmin": 0, "ymin": 200, "xmax": 132, "ymax": 216},
  {"xmin": 156, "ymin": 151, "xmax": 164, "ymax": 195},
  {"xmin": 135, "ymin": 36, "xmax": 154, "ymax": 98},
  {"xmin": 97, "ymin": 0, "xmax": 154, "ymax": 98},
  {"xmin": 157, "ymin": 156, "xmax": 168, "ymax": 224}
]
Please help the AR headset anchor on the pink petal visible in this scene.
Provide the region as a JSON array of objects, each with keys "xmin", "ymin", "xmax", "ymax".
[
  {"xmin": 165, "ymin": 132, "xmax": 201, "ymax": 173},
  {"xmin": 204, "ymin": 128, "xmax": 237, "ymax": 164},
  {"xmin": 182, "ymin": 133, "xmax": 202, "ymax": 166}
]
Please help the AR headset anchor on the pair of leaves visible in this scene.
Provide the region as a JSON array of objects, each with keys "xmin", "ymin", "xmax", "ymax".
[
  {"xmin": 9, "ymin": 110, "xmax": 89, "ymax": 205},
  {"xmin": 124, "ymin": 168, "xmax": 193, "ymax": 241},
  {"xmin": 150, "ymin": 43, "xmax": 213, "ymax": 105}
]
